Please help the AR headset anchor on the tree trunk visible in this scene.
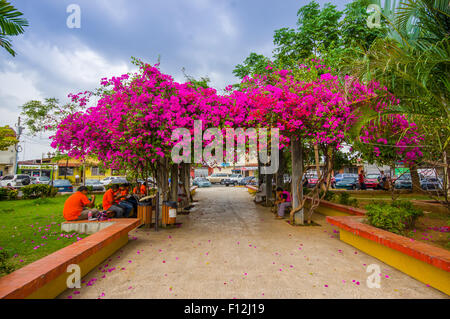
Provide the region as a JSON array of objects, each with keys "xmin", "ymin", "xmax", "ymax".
[
  {"xmin": 265, "ymin": 173, "xmax": 273, "ymax": 206},
  {"xmin": 410, "ymin": 164, "xmax": 421, "ymax": 193},
  {"xmin": 157, "ymin": 157, "xmax": 170, "ymax": 202},
  {"xmin": 276, "ymin": 150, "xmax": 285, "ymax": 187},
  {"xmin": 290, "ymin": 137, "xmax": 304, "ymax": 225},
  {"xmin": 170, "ymin": 163, "xmax": 179, "ymax": 202},
  {"xmin": 443, "ymin": 150, "xmax": 449, "ymax": 205}
]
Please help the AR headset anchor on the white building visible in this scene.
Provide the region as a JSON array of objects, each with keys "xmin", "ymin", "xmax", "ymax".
[{"xmin": 0, "ymin": 144, "xmax": 17, "ymax": 176}]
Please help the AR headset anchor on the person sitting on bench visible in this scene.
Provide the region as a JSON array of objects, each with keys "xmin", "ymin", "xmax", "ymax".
[
  {"xmin": 103, "ymin": 184, "xmax": 125, "ymax": 218},
  {"xmin": 275, "ymin": 187, "xmax": 291, "ymax": 219},
  {"xmin": 63, "ymin": 186, "xmax": 99, "ymax": 221},
  {"xmin": 115, "ymin": 183, "xmax": 133, "ymax": 218},
  {"xmin": 254, "ymin": 181, "xmax": 266, "ymax": 203}
]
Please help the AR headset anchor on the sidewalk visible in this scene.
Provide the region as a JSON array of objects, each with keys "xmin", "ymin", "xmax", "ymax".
[{"xmin": 58, "ymin": 187, "xmax": 448, "ymax": 299}]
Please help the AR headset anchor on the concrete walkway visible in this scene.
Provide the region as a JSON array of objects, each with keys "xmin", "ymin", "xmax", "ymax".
[{"xmin": 59, "ymin": 187, "xmax": 448, "ymax": 299}]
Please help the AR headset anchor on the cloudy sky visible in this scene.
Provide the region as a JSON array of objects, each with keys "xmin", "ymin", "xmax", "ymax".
[{"xmin": 0, "ymin": 0, "xmax": 348, "ymax": 160}]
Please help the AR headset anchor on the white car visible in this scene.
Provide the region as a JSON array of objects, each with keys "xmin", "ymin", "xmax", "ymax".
[
  {"xmin": 36, "ymin": 176, "xmax": 51, "ymax": 185},
  {"xmin": 223, "ymin": 174, "xmax": 244, "ymax": 186},
  {"xmin": 0, "ymin": 174, "xmax": 32, "ymax": 188},
  {"xmin": 100, "ymin": 176, "xmax": 125, "ymax": 185}
]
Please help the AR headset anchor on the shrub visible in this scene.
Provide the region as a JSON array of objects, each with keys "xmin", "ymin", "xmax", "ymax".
[
  {"xmin": 21, "ymin": 184, "xmax": 58, "ymax": 199},
  {"xmin": 320, "ymin": 190, "xmax": 335, "ymax": 202},
  {"xmin": 0, "ymin": 250, "xmax": 15, "ymax": 275},
  {"xmin": 338, "ymin": 192, "xmax": 358, "ymax": 207},
  {"xmin": 390, "ymin": 201, "xmax": 423, "ymax": 229},
  {"xmin": 7, "ymin": 189, "xmax": 18, "ymax": 200},
  {"xmin": 366, "ymin": 201, "xmax": 424, "ymax": 234},
  {"xmin": 0, "ymin": 188, "xmax": 19, "ymax": 201}
]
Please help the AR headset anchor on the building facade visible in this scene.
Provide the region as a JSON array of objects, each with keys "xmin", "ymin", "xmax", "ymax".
[{"xmin": 0, "ymin": 145, "xmax": 17, "ymax": 177}]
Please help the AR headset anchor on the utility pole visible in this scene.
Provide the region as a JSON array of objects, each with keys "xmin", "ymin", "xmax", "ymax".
[{"xmin": 14, "ymin": 117, "xmax": 24, "ymax": 175}]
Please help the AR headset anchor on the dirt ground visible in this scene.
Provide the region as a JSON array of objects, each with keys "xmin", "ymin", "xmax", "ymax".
[{"xmin": 58, "ymin": 187, "xmax": 448, "ymax": 299}]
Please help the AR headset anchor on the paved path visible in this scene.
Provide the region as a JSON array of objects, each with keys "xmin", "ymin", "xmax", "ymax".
[{"xmin": 59, "ymin": 187, "xmax": 448, "ymax": 299}]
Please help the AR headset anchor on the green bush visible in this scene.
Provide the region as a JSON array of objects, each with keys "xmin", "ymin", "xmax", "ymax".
[
  {"xmin": 21, "ymin": 184, "xmax": 58, "ymax": 199},
  {"xmin": 366, "ymin": 201, "xmax": 424, "ymax": 234},
  {"xmin": 390, "ymin": 201, "xmax": 423, "ymax": 229},
  {"xmin": 338, "ymin": 192, "xmax": 358, "ymax": 207},
  {"xmin": 0, "ymin": 250, "xmax": 15, "ymax": 275},
  {"xmin": 0, "ymin": 188, "xmax": 19, "ymax": 201},
  {"xmin": 320, "ymin": 190, "xmax": 335, "ymax": 202}
]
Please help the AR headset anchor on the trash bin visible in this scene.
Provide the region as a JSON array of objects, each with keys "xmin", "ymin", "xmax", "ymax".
[
  {"xmin": 162, "ymin": 201, "xmax": 177, "ymax": 225},
  {"xmin": 137, "ymin": 200, "xmax": 153, "ymax": 227}
]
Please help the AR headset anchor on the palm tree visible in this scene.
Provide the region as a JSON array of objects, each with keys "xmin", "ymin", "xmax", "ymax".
[
  {"xmin": 0, "ymin": 0, "xmax": 28, "ymax": 56},
  {"xmin": 345, "ymin": 0, "xmax": 450, "ymax": 203}
]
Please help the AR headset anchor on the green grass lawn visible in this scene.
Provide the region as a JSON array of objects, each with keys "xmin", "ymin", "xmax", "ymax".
[{"xmin": 0, "ymin": 193, "xmax": 104, "ymax": 277}]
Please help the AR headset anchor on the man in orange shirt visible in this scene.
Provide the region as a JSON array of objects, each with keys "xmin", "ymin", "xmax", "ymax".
[
  {"xmin": 103, "ymin": 184, "xmax": 124, "ymax": 218},
  {"xmin": 116, "ymin": 183, "xmax": 133, "ymax": 217},
  {"xmin": 140, "ymin": 182, "xmax": 147, "ymax": 196},
  {"xmin": 133, "ymin": 182, "xmax": 142, "ymax": 195},
  {"xmin": 63, "ymin": 186, "xmax": 98, "ymax": 221}
]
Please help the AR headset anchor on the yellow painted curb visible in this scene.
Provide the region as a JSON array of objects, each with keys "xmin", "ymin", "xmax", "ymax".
[
  {"xmin": 340, "ymin": 229, "xmax": 450, "ymax": 296},
  {"xmin": 26, "ymin": 234, "xmax": 128, "ymax": 299}
]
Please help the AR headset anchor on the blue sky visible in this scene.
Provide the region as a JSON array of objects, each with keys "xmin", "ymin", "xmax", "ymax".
[{"xmin": 0, "ymin": 0, "xmax": 349, "ymax": 160}]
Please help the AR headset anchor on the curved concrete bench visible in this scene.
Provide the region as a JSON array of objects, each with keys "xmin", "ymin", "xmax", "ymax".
[
  {"xmin": 190, "ymin": 186, "xmax": 198, "ymax": 196},
  {"xmin": 246, "ymin": 185, "xmax": 258, "ymax": 194},
  {"xmin": 0, "ymin": 218, "xmax": 140, "ymax": 299},
  {"xmin": 327, "ymin": 215, "xmax": 450, "ymax": 295},
  {"xmin": 304, "ymin": 197, "xmax": 366, "ymax": 217}
]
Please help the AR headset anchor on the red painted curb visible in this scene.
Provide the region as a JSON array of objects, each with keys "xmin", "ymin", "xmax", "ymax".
[{"xmin": 327, "ymin": 216, "xmax": 450, "ymax": 272}]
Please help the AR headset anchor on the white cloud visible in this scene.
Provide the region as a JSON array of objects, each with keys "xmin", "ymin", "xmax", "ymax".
[{"xmin": 0, "ymin": 38, "xmax": 134, "ymax": 160}]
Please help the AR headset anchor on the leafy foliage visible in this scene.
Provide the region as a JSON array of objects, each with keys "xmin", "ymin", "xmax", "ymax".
[
  {"xmin": 21, "ymin": 184, "xmax": 58, "ymax": 200},
  {"xmin": 0, "ymin": 0, "xmax": 29, "ymax": 56},
  {"xmin": 337, "ymin": 192, "xmax": 359, "ymax": 207},
  {"xmin": 0, "ymin": 250, "xmax": 14, "ymax": 274},
  {"xmin": 0, "ymin": 126, "xmax": 17, "ymax": 151},
  {"xmin": 0, "ymin": 187, "xmax": 18, "ymax": 201},
  {"xmin": 366, "ymin": 200, "xmax": 424, "ymax": 234}
]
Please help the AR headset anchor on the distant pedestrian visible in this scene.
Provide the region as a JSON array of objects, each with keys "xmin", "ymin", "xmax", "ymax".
[
  {"xmin": 378, "ymin": 171, "xmax": 387, "ymax": 190},
  {"xmin": 358, "ymin": 170, "xmax": 366, "ymax": 190}
]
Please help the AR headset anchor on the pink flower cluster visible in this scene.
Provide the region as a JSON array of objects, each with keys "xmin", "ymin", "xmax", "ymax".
[{"xmin": 50, "ymin": 61, "xmax": 423, "ymax": 170}]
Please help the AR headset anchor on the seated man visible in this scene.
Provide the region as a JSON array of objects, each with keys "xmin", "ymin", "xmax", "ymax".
[
  {"xmin": 116, "ymin": 183, "xmax": 133, "ymax": 218},
  {"xmin": 275, "ymin": 187, "xmax": 292, "ymax": 219},
  {"xmin": 63, "ymin": 186, "xmax": 99, "ymax": 221},
  {"xmin": 133, "ymin": 182, "xmax": 142, "ymax": 195},
  {"xmin": 178, "ymin": 181, "xmax": 187, "ymax": 204},
  {"xmin": 140, "ymin": 182, "xmax": 148, "ymax": 196},
  {"xmin": 103, "ymin": 184, "xmax": 125, "ymax": 218},
  {"xmin": 254, "ymin": 182, "xmax": 266, "ymax": 203}
]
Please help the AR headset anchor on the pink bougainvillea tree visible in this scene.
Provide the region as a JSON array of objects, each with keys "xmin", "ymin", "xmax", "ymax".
[{"xmin": 51, "ymin": 59, "xmax": 423, "ymax": 223}]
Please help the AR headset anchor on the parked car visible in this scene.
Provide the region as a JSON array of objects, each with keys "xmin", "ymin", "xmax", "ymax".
[
  {"xmin": 51, "ymin": 179, "xmax": 74, "ymax": 192},
  {"xmin": 85, "ymin": 179, "xmax": 105, "ymax": 191},
  {"xmin": 364, "ymin": 174, "xmax": 380, "ymax": 189},
  {"xmin": 247, "ymin": 177, "xmax": 258, "ymax": 186},
  {"xmin": 420, "ymin": 177, "xmax": 442, "ymax": 190},
  {"xmin": 193, "ymin": 177, "xmax": 211, "ymax": 188},
  {"xmin": 239, "ymin": 176, "xmax": 255, "ymax": 186},
  {"xmin": 100, "ymin": 176, "xmax": 125, "ymax": 185},
  {"xmin": 30, "ymin": 176, "xmax": 38, "ymax": 184},
  {"xmin": 335, "ymin": 176, "xmax": 358, "ymax": 190},
  {"xmin": 223, "ymin": 174, "xmax": 243, "ymax": 186},
  {"xmin": 192, "ymin": 177, "xmax": 203, "ymax": 186},
  {"xmin": 394, "ymin": 174, "xmax": 412, "ymax": 189},
  {"xmin": 331, "ymin": 173, "xmax": 358, "ymax": 188},
  {"xmin": 305, "ymin": 173, "xmax": 319, "ymax": 188},
  {"xmin": 109, "ymin": 177, "xmax": 129, "ymax": 185},
  {"xmin": 36, "ymin": 176, "xmax": 51, "ymax": 185},
  {"xmin": 207, "ymin": 173, "xmax": 230, "ymax": 184},
  {"xmin": 0, "ymin": 174, "xmax": 32, "ymax": 188}
]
